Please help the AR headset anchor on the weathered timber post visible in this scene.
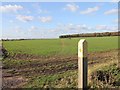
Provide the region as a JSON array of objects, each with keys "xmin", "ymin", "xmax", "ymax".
[{"xmin": 78, "ymin": 39, "xmax": 88, "ymax": 89}]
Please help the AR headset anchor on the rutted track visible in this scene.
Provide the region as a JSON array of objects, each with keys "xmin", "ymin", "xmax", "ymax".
[{"xmin": 2, "ymin": 49, "xmax": 119, "ymax": 88}]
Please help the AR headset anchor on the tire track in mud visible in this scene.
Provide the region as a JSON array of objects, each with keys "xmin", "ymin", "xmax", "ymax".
[
  {"xmin": 3, "ymin": 49, "xmax": 118, "ymax": 76},
  {"xmin": 2, "ymin": 49, "xmax": 119, "ymax": 88}
]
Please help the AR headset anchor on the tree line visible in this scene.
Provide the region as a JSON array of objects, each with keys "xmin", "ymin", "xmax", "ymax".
[{"xmin": 59, "ymin": 31, "xmax": 120, "ymax": 38}]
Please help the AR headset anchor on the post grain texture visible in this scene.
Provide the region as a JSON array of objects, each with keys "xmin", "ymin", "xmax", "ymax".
[{"xmin": 78, "ymin": 39, "xmax": 88, "ymax": 89}]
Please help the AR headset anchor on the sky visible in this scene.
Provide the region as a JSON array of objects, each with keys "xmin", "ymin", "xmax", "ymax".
[{"xmin": 0, "ymin": 1, "xmax": 118, "ymax": 39}]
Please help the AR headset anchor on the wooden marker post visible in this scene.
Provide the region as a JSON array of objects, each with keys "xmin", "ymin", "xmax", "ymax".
[{"xmin": 78, "ymin": 39, "xmax": 88, "ymax": 89}]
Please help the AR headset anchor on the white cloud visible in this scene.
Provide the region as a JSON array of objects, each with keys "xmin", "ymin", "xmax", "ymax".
[
  {"xmin": 96, "ymin": 25, "xmax": 108, "ymax": 30},
  {"xmin": 64, "ymin": 3, "xmax": 79, "ymax": 12},
  {"xmin": 59, "ymin": 24, "xmax": 117, "ymax": 32},
  {"xmin": 31, "ymin": 3, "xmax": 49, "ymax": 14},
  {"xmin": 104, "ymin": 9, "xmax": 118, "ymax": 15},
  {"xmin": 56, "ymin": 23, "xmax": 91, "ymax": 32},
  {"xmin": 9, "ymin": 20, "xmax": 14, "ymax": 23},
  {"xmin": 14, "ymin": 26, "xmax": 22, "ymax": 33},
  {"xmin": 16, "ymin": 15, "xmax": 34, "ymax": 22},
  {"xmin": 38, "ymin": 9, "xmax": 49, "ymax": 14},
  {"xmin": 29, "ymin": 26, "xmax": 38, "ymax": 32},
  {"xmin": 0, "ymin": 4, "xmax": 23, "ymax": 13},
  {"xmin": 113, "ymin": 19, "xmax": 120, "ymax": 23},
  {"xmin": 15, "ymin": 29, "xmax": 20, "ymax": 33},
  {"xmin": 111, "ymin": 0, "xmax": 119, "ymax": 2},
  {"xmin": 95, "ymin": 25, "xmax": 117, "ymax": 31},
  {"xmin": 57, "ymin": 24, "xmax": 117, "ymax": 33},
  {"xmin": 76, "ymin": 24, "xmax": 88, "ymax": 30},
  {"xmin": 110, "ymin": 26, "xmax": 118, "ymax": 31},
  {"xmin": 39, "ymin": 16, "xmax": 52, "ymax": 23},
  {"xmin": 80, "ymin": 6, "xmax": 100, "ymax": 14},
  {"xmin": 114, "ymin": 19, "xmax": 117, "ymax": 23},
  {"xmin": 66, "ymin": 24, "xmax": 89, "ymax": 30}
]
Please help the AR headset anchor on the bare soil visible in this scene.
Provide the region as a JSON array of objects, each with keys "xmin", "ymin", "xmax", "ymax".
[{"xmin": 2, "ymin": 49, "xmax": 119, "ymax": 88}]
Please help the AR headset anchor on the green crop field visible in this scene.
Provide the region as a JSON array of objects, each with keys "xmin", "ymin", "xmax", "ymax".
[{"xmin": 3, "ymin": 36, "xmax": 119, "ymax": 57}]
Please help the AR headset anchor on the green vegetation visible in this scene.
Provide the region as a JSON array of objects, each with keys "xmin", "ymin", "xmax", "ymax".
[
  {"xmin": 2, "ymin": 36, "xmax": 120, "ymax": 88},
  {"xmin": 23, "ymin": 64, "xmax": 120, "ymax": 89},
  {"xmin": 3, "ymin": 36, "xmax": 119, "ymax": 57},
  {"xmin": 24, "ymin": 70, "xmax": 77, "ymax": 88},
  {"xmin": 90, "ymin": 64, "xmax": 120, "ymax": 88},
  {"xmin": 2, "ymin": 59, "xmax": 33, "ymax": 69}
]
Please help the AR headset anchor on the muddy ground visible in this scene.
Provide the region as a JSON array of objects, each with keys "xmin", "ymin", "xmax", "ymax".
[{"xmin": 2, "ymin": 49, "xmax": 119, "ymax": 88}]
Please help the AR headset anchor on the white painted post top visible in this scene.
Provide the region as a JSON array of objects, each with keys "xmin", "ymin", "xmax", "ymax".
[
  {"xmin": 78, "ymin": 39, "xmax": 88, "ymax": 58},
  {"xmin": 78, "ymin": 39, "xmax": 86, "ymax": 44}
]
